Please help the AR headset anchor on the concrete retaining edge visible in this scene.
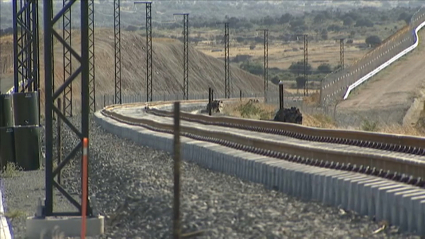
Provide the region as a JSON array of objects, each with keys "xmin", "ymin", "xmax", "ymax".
[
  {"xmin": 94, "ymin": 110, "xmax": 425, "ymax": 236},
  {"xmin": 0, "ymin": 180, "xmax": 12, "ymax": 239}
]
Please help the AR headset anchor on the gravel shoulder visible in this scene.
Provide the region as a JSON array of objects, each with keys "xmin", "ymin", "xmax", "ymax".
[{"xmin": 1, "ymin": 116, "xmax": 422, "ymax": 238}]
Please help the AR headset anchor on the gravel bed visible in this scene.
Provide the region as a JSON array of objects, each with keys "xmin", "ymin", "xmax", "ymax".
[
  {"xmin": 69, "ymin": 116, "xmax": 419, "ymax": 238},
  {"xmin": 2, "ymin": 115, "xmax": 422, "ymax": 238}
]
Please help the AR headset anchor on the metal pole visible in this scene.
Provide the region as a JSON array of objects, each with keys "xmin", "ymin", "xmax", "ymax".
[
  {"xmin": 224, "ymin": 22, "xmax": 230, "ymax": 98},
  {"xmin": 114, "ymin": 0, "xmax": 122, "ymax": 104},
  {"xmin": 257, "ymin": 29, "xmax": 268, "ymax": 102},
  {"xmin": 81, "ymin": 0, "xmax": 91, "ymax": 216},
  {"xmin": 43, "ymin": 0, "xmax": 92, "ymax": 217},
  {"xmin": 13, "ymin": 0, "xmax": 18, "ymax": 92},
  {"xmin": 146, "ymin": 3, "xmax": 152, "ymax": 102},
  {"xmin": 43, "ymin": 0, "xmax": 54, "ymax": 216},
  {"xmin": 303, "ymin": 34, "xmax": 308, "ymax": 96},
  {"xmin": 340, "ymin": 38, "xmax": 345, "ymax": 70},
  {"xmin": 279, "ymin": 81, "xmax": 284, "ymax": 110},
  {"xmin": 57, "ymin": 98, "xmax": 62, "ymax": 185},
  {"xmin": 88, "ymin": 0, "xmax": 96, "ymax": 112},
  {"xmin": 13, "ymin": 0, "xmax": 39, "ymax": 93},
  {"xmin": 173, "ymin": 102, "xmax": 181, "ymax": 239},
  {"xmin": 208, "ymin": 87, "xmax": 212, "ymax": 116},
  {"xmin": 174, "ymin": 13, "xmax": 189, "ymax": 100},
  {"xmin": 183, "ymin": 14, "xmax": 189, "ymax": 100},
  {"xmin": 63, "ymin": 0, "xmax": 73, "ymax": 116}
]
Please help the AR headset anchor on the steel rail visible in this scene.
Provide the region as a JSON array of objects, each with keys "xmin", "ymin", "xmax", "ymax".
[
  {"xmin": 142, "ymin": 107, "xmax": 425, "ymax": 157},
  {"xmin": 101, "ymin": 106, "xmax": 425, "ymax": 188}
]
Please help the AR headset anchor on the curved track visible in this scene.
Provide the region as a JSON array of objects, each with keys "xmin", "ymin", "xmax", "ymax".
[{"xmin": 102, "ymin": 101, "xmax": 425, "ymax": 188}]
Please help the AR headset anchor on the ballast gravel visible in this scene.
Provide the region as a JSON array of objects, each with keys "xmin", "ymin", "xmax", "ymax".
[{"xmin": 1, "ymin": 116, "xmax": 422, "ymax": 238}]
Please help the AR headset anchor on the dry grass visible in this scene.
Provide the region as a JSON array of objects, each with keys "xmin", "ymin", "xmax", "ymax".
[
  {"xmin": 222, "ymin": 99, "xmax": 276, "ymax": 120},
  {"xmin": 1, "ymin": 209, "xmax": 26, "ymax": 221},
  {"xmin": 222, "ymin": 101, "xmax": 425, "ymax": 137},
  {"xmin": 302, "ymin": 92, "xmax": 321, "ymax": 106},
  {"xmin": 196, "ymin": 41, "xmax": 368, "ymax": 69},
  {"xmin": 0, "ymin": 162, "xmax": 23, "ymax": 178}
]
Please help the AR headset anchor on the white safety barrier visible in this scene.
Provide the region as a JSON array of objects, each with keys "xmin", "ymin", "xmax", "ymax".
[
  {"xmin": 343, "ymin": 21, "xmax": 425, "ymax": 100},
  {"xmin": 0, "ymin": 186, "xmax": 12, "ymax": 239}
]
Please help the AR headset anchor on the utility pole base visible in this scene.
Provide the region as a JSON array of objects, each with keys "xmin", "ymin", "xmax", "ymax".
[{"xmin": 25, "ymin": 215, "xmax": 104, "ymax": 239}]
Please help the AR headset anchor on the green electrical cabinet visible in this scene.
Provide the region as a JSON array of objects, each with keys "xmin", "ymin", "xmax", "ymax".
[
  {"xmin": 13, "ymin": 91, "xmax": 39, "ymax": 126},
  {"xmin": 0, "ymin": 94, "xmax": 14, "ymax": 127},
  {"xmin": 0, "ymin": 127, "xmax": 16, "ymax": 170},
  {"xmin": 14, "ymin": 125, "xmax": 41, "ymax": 171}
]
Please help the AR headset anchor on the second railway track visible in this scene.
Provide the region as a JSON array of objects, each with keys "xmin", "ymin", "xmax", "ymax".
[{"xmin": 102, "ymin": 101, "xmax": 425, "ymax": 188}]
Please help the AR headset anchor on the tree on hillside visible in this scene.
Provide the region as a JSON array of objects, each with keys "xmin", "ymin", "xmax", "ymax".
[
  {"xmin": 296, "ymin": 76, "xmax": 307, "ymax": 90},
  {"xmin": 314, "ymin": 13, "xmax": 326, "ymax": 24},
  {"xmin": 317, "ymin": 63, "xmax": 332, "ymax": 74},
  {"xmin": 327, "ymin": 24, "xmax": 342, "ymax": 32},
  {"xmin": 289, "ymin": 61, "xmax": 312, "ymax": 76},
  {"xmin": 398, "ymin": 12, "xmax": 412, "ymax": 24},
  {"xmin": 343, "ymin": 16, "xmax": 354, "ymax": 26},
  {"xmin": 271, "ymin": 75, "xmax": 280, "ymax": 85},
  {"xmin": 365, "ymin": 35, "xmax": 382, "ymax": 47},
  {"xmin": 355, "ymin": 18, "xmax": 374, "ymax": 27},
  {"xmin": 321, "ymin": 29, "xmax": 328, "ymax": 40},
  {"xmin": 289, "ymin": 19, "xmax": 306, "ymax": 31},
  {"xmin": 262, "ymin": 16, "xmax": 275, "ymax": 25},
  {"xmin": 240, "ymin": 61, "xmax": 263, "ymax": 75},
  {"xmin": 279, "ymin": 13, "xmax": 293, "ymax": 24}
]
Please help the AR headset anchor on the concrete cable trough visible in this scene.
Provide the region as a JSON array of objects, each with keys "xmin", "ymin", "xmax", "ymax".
[{"xmin": 95, "ymin": 100, "xmax": 425, "ymax": 236}]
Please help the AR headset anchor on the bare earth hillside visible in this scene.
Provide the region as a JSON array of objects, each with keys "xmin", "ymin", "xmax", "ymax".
[
  {"xmin": 1, "ymin": 29, "xmax": 265, "ymax": 113},
  {"xmin": 335, "ymin": 30, "xmax": 425, "ymax": 128}
]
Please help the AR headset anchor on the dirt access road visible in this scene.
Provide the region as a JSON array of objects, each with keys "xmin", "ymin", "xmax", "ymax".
[{"xmin": 335, "ymin": 29, "xmax": 425, "ymax": 127}]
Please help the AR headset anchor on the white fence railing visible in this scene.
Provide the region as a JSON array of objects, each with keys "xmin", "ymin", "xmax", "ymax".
[{"xmin": 343, "ymin": 18, "xmax": 425, "ymax": 99}]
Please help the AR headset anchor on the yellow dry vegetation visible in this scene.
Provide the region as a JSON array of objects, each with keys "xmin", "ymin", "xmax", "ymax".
[
  {"xmin": 222, "ymin": 100, "xmax": 425, "ymax": 137},
  {"xmin": 222, "ymin": 99, "xmax": 276, "ymax": 120},
  {"xmin": 196, "ymin": 41, "xmax": 368, "ymax": 69}
]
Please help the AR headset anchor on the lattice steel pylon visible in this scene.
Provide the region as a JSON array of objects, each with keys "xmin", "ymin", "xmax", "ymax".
[
  {"xmin": 224, "ymin": 22, "xmax": 230, "ymax": 98},
  {"xmin": 340, "ymin": 38, "xmax": 345, "ymax": 70},
  {"xmin": 146, "ymin": 3, "xmax": 152, "ymax": 102},
  {"xmin": 63, "ymin": 0, "xmax": 72, "ymax": 116},
  {"xmin": 257, "ymin": 29, "xmax": 268, "ymax": 102},
  {"xmin": 303, "ymin": 34, "xmax": 308, "ymax": 96},
  {"xmin": 135, "ymin": 1, "xmax": 153, "ymax": 102},
  {"xmin": 43, "ymin": 0, "xmax": 91, "ymax": 216},
  {"xmin": 174, "ymin": 13, "xmax": 189, "ymax": 100},
  {"xmin": 114, "ymin": 0, "xmax": 122, "ymax": 104},
  {"xmin": 13, "ymin": 0, "xmax": 40, "ymax": 93},
  {"xmin": 88, "ymin": 0, "xmax": 95, "ymax": 112}
]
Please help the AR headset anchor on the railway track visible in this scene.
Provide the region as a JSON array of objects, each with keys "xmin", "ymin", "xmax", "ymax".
[{"xmin": 101, "ymin": 100, "xmax": 425, "ymax": 188}]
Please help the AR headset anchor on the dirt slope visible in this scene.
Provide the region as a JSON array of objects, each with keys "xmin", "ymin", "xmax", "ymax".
[
  {"xmin": 1, "ymin": 30, "xmax": 265, "ymax": 113},
  {"xmin": 335, "ymin": 29, "xmax": 425, "ymax": 127}
]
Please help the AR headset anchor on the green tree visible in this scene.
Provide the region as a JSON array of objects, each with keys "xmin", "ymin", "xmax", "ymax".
[
  {"xmin": 398, "ymin": 12, "xmax": 412, "ymax": 24},
  {"xmin": 279, "ymin": 13, "xmax": 293, "ymax": 24},
  {"xmin": 317, "ymin": 63, "xmax": 332, "ymax": 74},
  {"xmin": 365, "ymin": 35, "xmax": 382, "ymax": 47},
  {"xmin": 289, "ymin": 61, "xmax": 312, "ymax": 76},
  {"xmin": 321, "ymin": 29, "xmax": 328, "ymax": 40},
  {"xmin": 355, "ymin": 18, "xmax": 374, "ymax": 27},
  {"xmin": 343, "ymin": 16, "xmax": 354, "ymax": 26},
  {"xmin": 296, "ymin": 76, "xmax": 307, "ymax": 89},
  {"xmin": 240, "ymin": 61, "xmax": 263, "ymax": 75}
]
